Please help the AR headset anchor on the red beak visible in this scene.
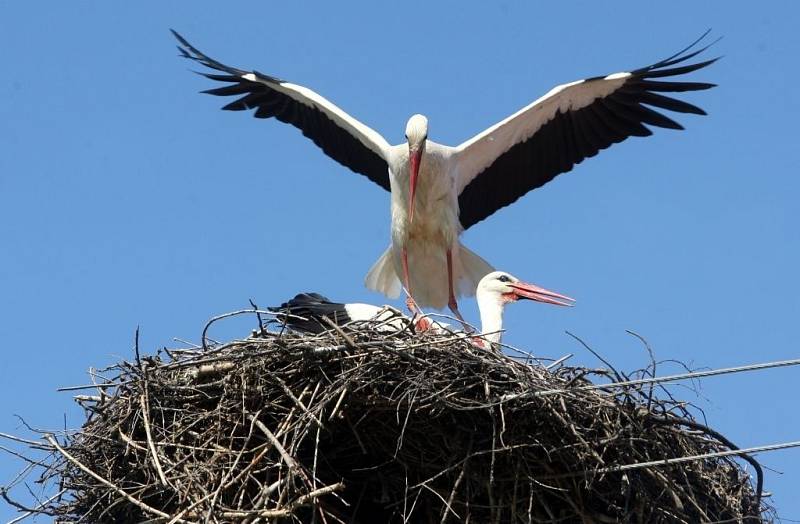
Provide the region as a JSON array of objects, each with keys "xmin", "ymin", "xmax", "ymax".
[
  {"xmin": 509, "ymin": 282, "xmax": 575, "ymax": 307},
  {"xmin": 409, "ymin": 149, "xmax": 422, "ymax": 224}
]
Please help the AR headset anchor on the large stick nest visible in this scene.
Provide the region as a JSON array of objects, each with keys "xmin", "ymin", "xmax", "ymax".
[{"xmin": 2, "ymin": 316, "xmax": 769, "ymax": 523}]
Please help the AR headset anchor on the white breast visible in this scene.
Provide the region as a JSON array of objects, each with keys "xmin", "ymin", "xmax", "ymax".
[{"xmin": 389, "ymin": 142, "xmax": 460, "ymax": 247}]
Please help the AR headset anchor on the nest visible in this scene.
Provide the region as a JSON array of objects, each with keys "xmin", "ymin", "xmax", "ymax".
[{"xmin": 2, "ymin": 316, "xmax": 770, "ymax": 523}]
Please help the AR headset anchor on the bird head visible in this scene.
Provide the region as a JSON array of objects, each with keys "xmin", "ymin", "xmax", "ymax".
[
  {"xmin": 477, "ymin": 271, "xmax": 575, "ymax": 308},
  {"xmin": 405, "ymin": 114, "xmax": 428, "ymax": 224}
]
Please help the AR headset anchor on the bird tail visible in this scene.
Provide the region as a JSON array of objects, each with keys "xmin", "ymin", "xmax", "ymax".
[
  {"xmin": 455, "ymin": 243, "xmax": 495, "ymax": 298},
  {"xmin": 405, "ymin": 241, "xmax": 494, "ymax": 309},
  {"xmin": 364, "ymin": 246, "xmax": 402, "ymax": 300},
  {"xmin": 365, "ymin": 243, "xmax": 493, "ymax": 309}
]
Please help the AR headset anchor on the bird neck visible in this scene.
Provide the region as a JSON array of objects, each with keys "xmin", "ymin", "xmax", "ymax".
[{"xmin": 477, "ymin": 291, "xmax": 506, "ymax": 346}]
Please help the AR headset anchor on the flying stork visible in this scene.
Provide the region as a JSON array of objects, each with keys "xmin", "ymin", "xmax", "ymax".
[
  {"xmin": 172, "ymin": 30, "xmax": 716, "ymax": 323},
  {"xmin": 271, "ymin": 271, "xmax": 574, "ymax": 349}
]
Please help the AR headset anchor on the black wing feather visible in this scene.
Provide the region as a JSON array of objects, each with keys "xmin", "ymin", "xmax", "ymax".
[
  {"xmin": 632, "ymin": 92, "xmax": 707, "ymax": 115},
  {"xmin": 172, "ymin": 30, "xmax": 390, "ymax": 192},
  {"xmin": 268, "ymin": 293, "xmax": 351, "ymax": 334},
  {"xmin": 458, "ymin": 34, "xmax": 718, "ymax": 230}
]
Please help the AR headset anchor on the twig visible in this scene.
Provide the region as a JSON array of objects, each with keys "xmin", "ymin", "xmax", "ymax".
[
  {"xmin": 57, "ymin": 383, "xmax": 117, "ymax": 392},
  {"xmin": 201, "ymin": 309, "xmax": 288, "ymax": 350},
  {"xmin": 221, "ymin": 482, "xmax": 345, "ymax": 518},
  {"xmin": 650, "ymin": 413, "xmax": 766, "ymax": 516},
  {"xmin": 320, "ymin": 316, "xmax": 357, "ymax": 349},
  {"xmin": 250, "ymin": 299, "xmax": 265, "ymax": 334},
  {"xmin": 2, "ymin": 488, "xmax": 66, "ymax": 524},
  {"xmin": 545, "ymin": 353, "xmax": 574, "ymax": 370},
  {"xmin": 626, "ymin": 330, "xmax": 657, "ymax": 411},
  {"xmin": 565, "ymin": 331, "xmax": 624, "ymax": 383},
  {"xmin": 134, "ymin": 326, "xmax": 142, "ymax": 370},
  {"xmin": 247, "ymin": 414, "xmax": 310, "ymax": 484},
  {"xmin": 139, "ymin": 392, "xmax": 169, "ymax": 487},
  {"xmin": 42, "ymin": 434, "xmax": 174, "ymax": 521}
]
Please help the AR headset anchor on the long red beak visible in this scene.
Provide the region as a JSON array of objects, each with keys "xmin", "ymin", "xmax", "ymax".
[
  {"xmin": 409, "ymin": 149, "xmax": 421, "ymax": 224},
  {"xmin": 510, "ymin": 282, "xmax": 575, "ymax": 307}
]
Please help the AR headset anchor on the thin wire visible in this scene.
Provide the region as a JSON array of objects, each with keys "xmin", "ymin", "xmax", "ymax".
[
  {"xmin": 545, "ymin": 440, "xmax": 800, "ymax": 479},
  {"xmin": 500, "ymin": 357, "xmax": 800, "ymax": 401}
]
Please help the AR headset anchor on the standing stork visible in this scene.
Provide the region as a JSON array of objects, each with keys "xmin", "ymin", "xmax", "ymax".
[
  {"xmin": 172, "ymin": 31, "xmax": 717, "ymax": 323},
  {"xmin": 271, "ymin": 271, "xmax": 574, "ymax": 349}
]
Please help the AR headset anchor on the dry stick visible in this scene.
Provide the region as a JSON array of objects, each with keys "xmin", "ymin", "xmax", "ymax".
[
  {"xmin": 165, "ymin": 486, "xmax": 229, "ymax": 524},
  {"xmin": 269, "ymin": 374, "xmax": 323, "ymax": 427},
  {"xmin": 201, "ymin": 309, "xmax": 294, "ymax": 350},
  {"xmin": 545, "ymin": 353, "xmax": 574, "ymax": 370},
  {"xmin": 320, "ymin": 316, "xmax": 357, "ymax": 349},
  {"xmin": 57, "ymin": 383, "xmax": 117, "ymax": 392},
  {"xmin": 249, "ymin": 298, "xmax": 265, "ymax": 334},
  {"xmin": 328, "ymin": 387, "xmax": 348, "ymax": 421},
  {"xmin": 4, "ymin": 488, "xmax": 67, "ymax": 524},
  {"xmin": 172, "ymin": 337, "xmax": 202, "ymax": 349},
  {"xmin": 418, "ymin": 482, "xmax": 461, "ymax": 521},
  {"xmin": 626, "ymin": 330, "xmax": 658, "ymax": 412},
  {"xmin": 220, "ymin": 482, "xmax": 345, "ymax": 519},
  {"xmin": 42, "ymin": 434, "xmax": 177, "ymax": 521},
  {"xmin": 501, "ymin": 357, "xmax": 800, "ymax": 401},
  {"xmin": 565, "ymin": 331, "xmax": 625, "ymax": 383},
  {"xmin": 0, "ymin": 444, "xmax": 49, "ymax": 468},
  {"xmin": 140, "ymin": 390, "xmax": 170, "ymax": 487},
  {"xmin": 421, "ymin": 312, "xmax": 480, "ymax": 338},
  {"xmin": 0, "ymin": 432, "xmax": 53, "ymax": 451},
  {"xmin": 117, "ymin": 427, "xmax": 147, "ymax": 452},
  {"xmin": 440, "ymin": 458, "xmax": 469, "ymax": 524},
  {"xmin": 134, "ymin": 326, "xmax": 142, "ymax": 370},
  {"xmin": 191, "ymin": 361, "xmax": 236, "ymax": 379},
  {"xmin": 651, "ymin": 414, "xmax": 766, "ymax": 516},
  {"xmin": 203, "ymin": 412, "xmax": 261, "ymax": 522},
  {"xmin": 247, "ymin": 414, "xmax": 311, "ymax": 484},
  {"xmin": 181, "ymin": 444, "xmax": 276, "ymax": 524}
]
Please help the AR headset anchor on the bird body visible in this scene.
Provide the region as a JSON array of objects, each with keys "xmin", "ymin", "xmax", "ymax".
[
  {"xmin": 367, "ymin": 138, "xmax": 493, "ymax": 309},
  {"xmin": 273, "ymin": 271, "xmax": 574, "ymax": 348},
  {"xmin": 174, "ymin": 31, "xmax": 716, "ymax": 315},
  {"xmin": 270, "ymin": 292, "xmax": 405, "ymax": 334}
]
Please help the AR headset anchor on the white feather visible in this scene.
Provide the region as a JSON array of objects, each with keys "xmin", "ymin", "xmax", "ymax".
[{"xmin": 365, "ymin": 247, "xmax": 402, "ymax": 299}]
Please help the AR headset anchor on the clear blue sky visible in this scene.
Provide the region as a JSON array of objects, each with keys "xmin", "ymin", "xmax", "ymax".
[{"xmin": 1, "ymin": 2, "xmax": 798, "ymax": 520}]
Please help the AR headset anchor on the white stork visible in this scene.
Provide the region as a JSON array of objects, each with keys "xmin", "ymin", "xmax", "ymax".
[
  {"xmin": 173, "ymin": 31, "xmax": 716, "ymax": 322},
  {"xmin": 271, "ymin": 270, "xmax": 574, "ymax": 348}
]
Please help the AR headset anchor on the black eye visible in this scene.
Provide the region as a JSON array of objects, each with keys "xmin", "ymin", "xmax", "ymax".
[
  {"xmin": 404, "ymin": 133, "xmax": 408, "ymax": 139},
  {"xmin": 497, "ymin": 275, "xmax": 510, "ymax": 283}
]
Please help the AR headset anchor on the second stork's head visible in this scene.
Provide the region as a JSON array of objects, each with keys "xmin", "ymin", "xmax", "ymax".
[
  {"xmin": 477, "ymin": 271, "xmax": 575, "ymax": 309},
  {"xmin": 476, "ymin": 271, "xmax": 575, "ymax": 345},
  {"xmin": 405, "ymin": 114, "xmax": 428, "ymax": 223}
]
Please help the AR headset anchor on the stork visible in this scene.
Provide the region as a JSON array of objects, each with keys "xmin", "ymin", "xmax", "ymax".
[
  {"xmin": 173, "ymin": 31, "xmax": 716, "ymax": 323},
  {"xmin": 271, "ymin": 271, "xmax": 574, "ymax": 348}
]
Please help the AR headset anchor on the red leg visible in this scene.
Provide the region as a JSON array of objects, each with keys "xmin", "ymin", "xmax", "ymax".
[
  {"xmin": 402, "ymin": 247, "xmax": 416, "ymax": 312},
  {"xmin": 402, "ymin": 247, "xmax": 431, "ymax": 331},
  {"xmin": 446, "ymin": 249, "xmax": 471, "ymax": 332}
]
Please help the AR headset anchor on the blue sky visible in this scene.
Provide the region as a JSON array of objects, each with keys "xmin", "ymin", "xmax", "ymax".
[{"xmin": 1, "ymin": 1, "xmax": 799, "ymax": 520}]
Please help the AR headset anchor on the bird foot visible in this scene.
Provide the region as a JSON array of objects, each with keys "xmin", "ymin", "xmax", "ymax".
[
  {"xmin": 470, "ymin": 336, "xmax": 489, "ymax": 349},
  {"xmin": 404, "ymin": 296, "xmax": 432, "ymax": 332},
  {"xmin": 414, "ymin": 315, "xmax": 433, "ymax": 332}
]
